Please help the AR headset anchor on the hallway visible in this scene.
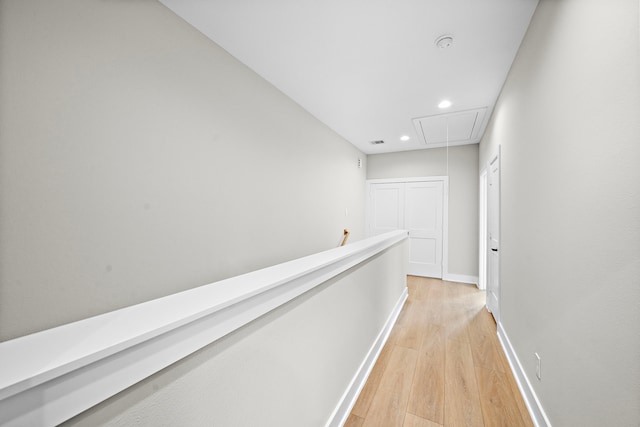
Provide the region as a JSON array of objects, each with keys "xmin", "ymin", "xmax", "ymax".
[{"xmin": 346, "ymin": 276, "xmax": 533, "ymax": 427}]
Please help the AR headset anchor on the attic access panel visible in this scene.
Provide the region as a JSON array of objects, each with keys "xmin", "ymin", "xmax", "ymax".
[{"xmin": 413, "ymin": 107, "xmax": 488, "ymax": 147}]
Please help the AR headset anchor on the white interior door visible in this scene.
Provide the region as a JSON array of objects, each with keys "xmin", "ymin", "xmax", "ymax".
[
  {"xmin": 405, "ymin": 181, "xmax": 443, "ymax": 278},
  {"xmin": 369, "ymin": 183, "xmax": 404, "ymax": 236},
  {"xmin": 368, "ymin": 179, "xmax": 444, "ymax": 279},
  {"xmin": 487, "ymin": 153, "xmax": 500, "ymax": 321}
]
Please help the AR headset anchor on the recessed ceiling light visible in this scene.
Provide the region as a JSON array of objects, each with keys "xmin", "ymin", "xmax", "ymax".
[
  {"xmin": 438, "ymin": 100, "xmax": 452, "ymax": 109},
  {"xmin": 400, "ymin": 135, "xmax": 410, "ymax": 141}
]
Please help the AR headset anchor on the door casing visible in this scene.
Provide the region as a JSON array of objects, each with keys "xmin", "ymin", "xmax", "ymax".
[
  {"xmin": 486, "ymin": 149, "xmax": 501, "ymax": 322},
  {"xmin": 478, "ymin": 168, "xmax": 488, "ymax": 291}
]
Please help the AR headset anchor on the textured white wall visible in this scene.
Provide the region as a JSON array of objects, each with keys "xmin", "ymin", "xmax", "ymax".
[
  {"xmin": 367, "ymin": 145, "xmax": 479, "ymax": 277},
  {"xmin": 0, "ymin": 0, "xmax": 365, "ymax": 341},
  {"xmin": 479, "ymin": 0, "xmax": 640, "ymax": 425}
]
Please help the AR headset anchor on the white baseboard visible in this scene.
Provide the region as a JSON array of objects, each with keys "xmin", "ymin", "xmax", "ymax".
[
  {"xmin": 497, "ymin": 323, "xmax": 552, "ymax": 427},
  {"xmin": 442, "ymin": 273, "xmax": 478, "ymax": 286},
  {"xmin": 325, "ymin": 287, "xmax": 409, "ymax": 427}
]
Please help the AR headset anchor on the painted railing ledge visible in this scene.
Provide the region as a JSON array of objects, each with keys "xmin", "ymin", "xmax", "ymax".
[{"xmin": 0, "ymin": 229, "xmax": 408, "ymax": 427}]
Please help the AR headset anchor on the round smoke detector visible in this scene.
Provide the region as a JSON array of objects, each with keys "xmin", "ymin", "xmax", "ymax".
[{"xmin": 435, "ymin": 35, "xmax": 454, "ymax": 49}]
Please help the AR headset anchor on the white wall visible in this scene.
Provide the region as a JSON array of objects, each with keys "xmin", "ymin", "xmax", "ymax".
[
  {"xmin": 367, "ymin": 144, "xmax": 479, "ymax": 278},
  {"xmin": 479, "ymin": 0, "xmax": 640, "ymax": 425},
  {"xmin": 0, "ymin": 0, "xmax": 365, "ymax": 341}
]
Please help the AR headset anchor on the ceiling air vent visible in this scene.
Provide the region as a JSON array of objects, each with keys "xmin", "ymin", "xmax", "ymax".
[
  {"xmin": 412, "ymin": 107, "xmax": 488, "ymax": 148},
  {"xmin": 370, "ymin": 140, "xmax": 385, "ymax": 145}
]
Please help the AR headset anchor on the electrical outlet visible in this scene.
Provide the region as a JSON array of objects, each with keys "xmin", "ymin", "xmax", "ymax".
[{"xmin": 535, "ymin": 353, "xmax": 541, "ymax": 380}]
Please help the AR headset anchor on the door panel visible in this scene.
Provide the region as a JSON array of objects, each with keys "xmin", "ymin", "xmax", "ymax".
[
  {"xmin": 405, "ymin": 186, "xmax": 438, "ymax": 233},
  {"xmin": 370, "ymin": 183, "xmax": 404, "ymax": 236},
  {"xmin": 405, "ymin": 182, "xmax": 443, "ymax": 278},
  {"xmin": 409, "ymin": 238, "xmax": 436, "ymax": 264}
]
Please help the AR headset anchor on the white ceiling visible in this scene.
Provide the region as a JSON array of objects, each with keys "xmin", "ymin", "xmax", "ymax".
[{"xmin": 160, "ymin": 0, "xmax": 538, "ymax": 154}]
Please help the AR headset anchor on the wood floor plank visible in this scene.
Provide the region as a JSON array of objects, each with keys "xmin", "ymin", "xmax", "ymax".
[
  {"xmin": 395, "ymin": 301, "xmax": 425, "ymax": 350},
  {"xmin": 475, "ymin": 366, "xmax": 528, "ymax": 427},
  {"xmin": 495, "ymin": 348, "xmax": 535, "ymax": 427},
  {"xmin": 416, "ymin": 280, "xmax": 443, "ymax": 334},
  {"xmin": 351, "ymin": 323, "xmax": 402, "ymax": 417},
  {"xmin": 466, "ymin": 305, "xmax": 498, "ymax": 337},
  {"xmin": 362, "ymin": 346, "xmax": 418, "ymax": 427},
  {"xmin": 344, "ymin": 414, "xmax": 366, "ymax": 427},
  {"xmin": 425, "ymin": 278, "xmax": 446, "ymax": 300},
  {"xmin": 444, "ymin": 337, "xmax": 485, "ymax": 427},
  {"xmin": 408, "ymin": 275, "xmax": 430, "ymax": 301},
  {"xmin": 407, "ymin": 325, "xmax": 445, "ymax": 424},
  {"xmin": 395, "ymin": 299, "xmax": 415, "ymax": 328},
  {"xmin": 423, "ymin": 291, "xmax": 443, "ymax": 327},
  {"xmin": 441, "ymin": 309, "xmax": 469, "ymax": 343},
  {"xmin": 403, "ymin": 413, "xmax": 443, "ymax": 427},
  {"xmin": 468, "ymin": 331, "xmax": 506, "ymax": 374},
  {"xmin": 440, "ymin": 283, "xmax": 471, "ymax": 343},
  {"xmin": 480, "ymin": 323, "xmax": 534, "ymax": 427}
]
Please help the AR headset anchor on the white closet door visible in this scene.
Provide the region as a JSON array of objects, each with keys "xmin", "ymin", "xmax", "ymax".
[
  {"xmin": 369, "ymin": 183, "xmax": 405, "ymax": 236},
  {"xmin": 405, "ymin": 181, "xmax": 443, "ymax": 278},
  {"xmin": 368, "ymin": 180, "xmax": 444, "ymax": 278}
]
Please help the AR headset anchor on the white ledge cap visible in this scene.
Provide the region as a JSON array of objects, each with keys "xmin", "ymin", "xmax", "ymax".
[{"xmin": 0, "ymin": 230, "xmax": 408, "ymax": 403}]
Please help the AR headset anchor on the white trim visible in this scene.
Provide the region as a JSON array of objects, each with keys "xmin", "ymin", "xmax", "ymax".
[
  {"xmin": 478, "ymin": 167, "xmax": 488, "ymax": 290},
  {"xmin": 486, "ymin": 148, "xmax": 501, "ymax": 321},
  {"xmin": 365, "ymin": 176, "xmax": 449, "ymax": 185},
  {"xmin": 497, "ymin": 322, "xmax": 552, "ymax": 427},
  {"xmin": 325, "ymin": 287, "xmax": 408, "ymax": 427},
  {"xmin": 365, "ymin": 176, "xmax": 449, "ymax": 280},
  {"xmin": 0, "ymin": 230, "xmax": 409, "ymax": 427},
  {"xmin": 442, "ymin": 178, "xmax": 450, "ymax": 279},
  {"xmin": 442, "ymin": 273, "xmax": 478, "ymax": 285}
]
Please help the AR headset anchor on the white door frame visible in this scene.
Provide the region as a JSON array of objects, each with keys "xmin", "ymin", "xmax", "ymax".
[
  {"xmin": 478, "ymin": 168, "xmax": 488, "ymax": 290},
  {"xmin": 366, "ymin": 176, "xmax": 449, "ymax": 278},
  {"xmin": 486, "ymin": 148, "xmax": 501, "ymax": 321}
]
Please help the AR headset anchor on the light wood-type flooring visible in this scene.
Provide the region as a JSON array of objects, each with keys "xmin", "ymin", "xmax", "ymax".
[{"xmin": 345, "ymin": 276, "xmax": 533, "ymax": 427}]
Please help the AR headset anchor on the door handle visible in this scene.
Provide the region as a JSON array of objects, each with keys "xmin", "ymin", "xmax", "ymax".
[{"xmin": 491, "ymin": 248, "xmax": 498, "ymax": 252}]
